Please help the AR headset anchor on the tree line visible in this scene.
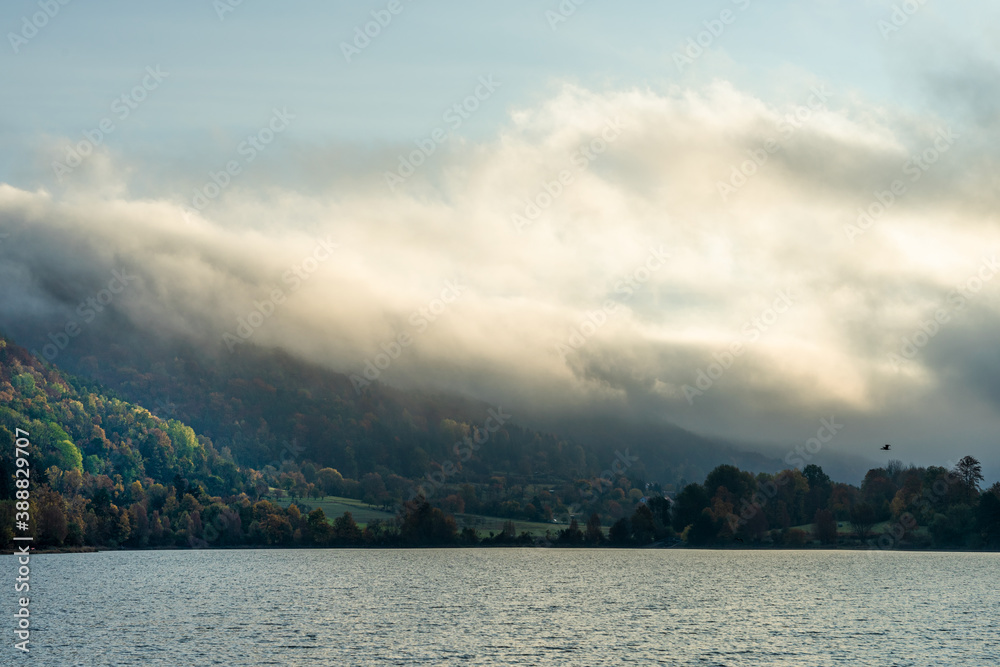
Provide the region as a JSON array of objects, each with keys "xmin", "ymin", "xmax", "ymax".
[{"xmin": 1, "ymin": 335, "xmax": 998, "ymax": 551}]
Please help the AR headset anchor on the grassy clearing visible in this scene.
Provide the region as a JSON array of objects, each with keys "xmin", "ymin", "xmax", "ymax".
[
  {"xmin": 273, "ymin": 495, "xmax": 396, "ymax": 525},
  {"xmin": 272, "ymin": 495, "xmax": 565, "ymax": 536}
]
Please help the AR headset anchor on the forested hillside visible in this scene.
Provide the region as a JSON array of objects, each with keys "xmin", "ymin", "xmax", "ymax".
[
  {"xmin": 0, "ymin": 333, "xmax": 660, "ymax": 548},
  {"xmin": 3, "ymin": 332, "xmax": 998, "ymax": 552}
]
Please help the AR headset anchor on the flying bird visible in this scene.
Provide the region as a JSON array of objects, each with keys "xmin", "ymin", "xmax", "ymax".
[{"xmin": 881, "ymin": 443, "xmax": 891, "ymax": 451}]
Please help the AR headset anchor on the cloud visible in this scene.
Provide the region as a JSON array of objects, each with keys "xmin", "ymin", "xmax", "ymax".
[{"xmin": 2, "ymin": 80, "xmax": 1000, "ymax": 469}]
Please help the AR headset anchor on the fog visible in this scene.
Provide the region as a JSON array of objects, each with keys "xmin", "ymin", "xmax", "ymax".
[{"xmin": 2, "ymin": 79, "xmax": 1000, "ymax": 480}]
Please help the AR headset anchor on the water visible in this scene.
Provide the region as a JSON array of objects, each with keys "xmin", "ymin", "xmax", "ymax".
[{"xmin": 6, "ymin": 549, "xmax": 999, "ymax": 665}]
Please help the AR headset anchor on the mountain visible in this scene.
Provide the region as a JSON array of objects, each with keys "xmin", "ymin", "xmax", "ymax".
[
  {"xmin": 0, "ymin": 335, "xmax": 243, "ymax": 497},
  {"xmin": 20, "ymin": 325, "xmax": 784, "ymax": 488}
]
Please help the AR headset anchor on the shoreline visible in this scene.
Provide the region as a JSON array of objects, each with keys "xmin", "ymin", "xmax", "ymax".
[{"xmin": 7, "ymin": 544, "xmax": 999, "ymax": 555}]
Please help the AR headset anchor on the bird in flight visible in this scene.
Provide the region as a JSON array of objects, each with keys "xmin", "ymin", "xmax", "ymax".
[{"xmin": 881, "ymin": 443, "xmax": 891, "ymax": 451}]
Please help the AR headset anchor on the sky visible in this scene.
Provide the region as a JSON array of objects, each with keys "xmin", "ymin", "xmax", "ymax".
[{"xmin": 1, "ymin": 0, "xmax": 1000, "ymax": 479}]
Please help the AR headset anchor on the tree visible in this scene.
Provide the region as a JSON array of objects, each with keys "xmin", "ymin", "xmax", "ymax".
[
  {"xmin": 442, "ymin": 494, "xmax": 465, "ymax": 515},
  {"xmin": 315, "ymin": 468, "xmax": 344, "ymax": 497},
  {"xmin": 398, "ymin": 498, "xmax": 456, "ymax": 545},
  {"xmin": 332, "ymin": 511, "xmax": 362, "ymax": 544},
  {"xmin": 672, "ymin": 483, "xmax": 710, "ymax": 533},
  {"xmin": 645, "ymin": 495, "xmax": 673, "ymax": 538},
  {"xmin": 37, "ymin": 486, "xmax": 69, "ymax": 546},
  {"xmin": 307, "ymin": 508, "xmax": 333, "ymax": 545},
  {"xmin": 686, "ymin": 509, "xmax": 720, "ymax": 546},
  {"xmin": 931, "ymin": 505, "xmax": 974, "ymax": 547},
  {"xmin": 813, "ymin": 509, "xmax": 837, "ymax": 545},
  {"xmin": 53, "ymin": 439, "xmax": 83, "ymax": 472},
  {"xmin": 608, "ymin": 517, "xmax": 631, "ymax": 545},
  {"xmin": 127, "ymin": 503, "xmax": 150, "ymax": 547},
  {"xmin": 630, "ymin": 504, "xmax": 656, "ymax": 545},
  {"xmin": 557, "ymin": 518, "xmax": 583, "ymax": 545},
  {"xmin": 361, "ymin": 472, "xmax": 388, "ymax": 507},
  {"xmin": 704, "ymin": 465, "xmax": 754, "ymax": 503},
  {"xmin": 803, "ymin": 464, "xmax": 832, "ymax": 518},
  {"xmin": 955, "ymin": 456, "xmax": 984, "ymax": 502},
  {"xmin": 783, "ymin": 528, "xmax": 808, "ymax": 546},
  {"xmin": 849, "ymin": 502, "xmax": 877, "ymax": 540},
  {"xmin": 585, "ymin": 513, "xmax": 604, "ymax": 545},
  {"xmin": 976, "ymin": 492, "xmax": 1000, "ymax": 547},
  {"xmin": 173, "ymin": 473, "xmax": 188, "ymax": 500},
  {"xmin": 260, "ymin": 513, "xmax": 292, "ymax": 545},
  {"xmin": 861, "ymin": 470, "xmax": 896, "ymax": 521}
]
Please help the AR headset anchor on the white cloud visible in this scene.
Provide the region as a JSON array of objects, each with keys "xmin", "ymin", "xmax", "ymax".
[{"xmin": 3, "ymin": 80, "xmax": 1000, "ymax": 463}]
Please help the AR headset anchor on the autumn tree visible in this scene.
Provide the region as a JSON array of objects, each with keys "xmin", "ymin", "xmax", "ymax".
[
  {"xmin": 976, "ymin": 487, "xmax": 1000, "ymax": 547},
  {"xmin": 849, "ymin": 502, "xmax": 877, "ymax": 540},
  {"xmin": 803, "ymin": 465, "xmax": 832, "ymax": 518},
  {"xmin": 306, "ymin": 508, "xmax": 333, "ymax": 545},
  {"xmin": 630, "ymin": 504, "xmax": 656, "ymax": 545},
  {"xmin": 332, "ymin": 511, "xmax": 362, "ymax": 544},
  {"xmin": 398, "ymin": 498, "xmax": 456, "ymax": 545},
  {"xmin": 686, "ymin": 509, "xmax": 721, "ymax": 546},
  {"xmin": 955, "ymin": 456, "xmax": 984, "ymax": 503},
  {"xmin": 36, "ymin": 486, "xmax": 69, "ymax": 546},
  {"xmin": 671, "ymin": 483, "xmax": 710, "ymax": 533},
  {"xmin": 813, "ymin": 509, "xmax": 837, "ymax": 545},
  {"xmin": 608, "ymin": 517, "xmax": 631, "ymax": 545},
  {"xmin": 361, "ymin": 472, "xmax": 388, "ymax": 508},
  {"xmin": 585, "ymin": 513, "xmax": 604, "ymax": 545},
  {"xmin": 645, "ymin": 495, "xmax": 673, "ymax": 539},
  {"xmin": 557, "ymin": 518, "xmax": 584, "ymax": 545}
]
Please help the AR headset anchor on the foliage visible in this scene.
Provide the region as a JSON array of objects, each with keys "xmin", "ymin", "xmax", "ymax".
[{"xmin": 1, "ymin": 334, "xmax": 997, "ymax": 552}]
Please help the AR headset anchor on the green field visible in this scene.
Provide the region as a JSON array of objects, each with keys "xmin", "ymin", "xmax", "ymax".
[
  {"xmin": 273, "ymin": 495, "xmax": 396, "ymax": 526},
  {"xmin": 274, "ymin": 495, "xmax": 567, "ymax": 536}
]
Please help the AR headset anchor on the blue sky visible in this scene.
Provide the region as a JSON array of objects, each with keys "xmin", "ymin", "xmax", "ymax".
[{"xmin": 2, "ymin": 0, "xmax": 993, "ymax": 185}]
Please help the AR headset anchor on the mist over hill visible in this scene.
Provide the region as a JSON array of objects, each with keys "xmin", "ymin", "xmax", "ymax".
[{"xmin": 0, "ymin": 307, "xmax": 785, "ymax": 488}]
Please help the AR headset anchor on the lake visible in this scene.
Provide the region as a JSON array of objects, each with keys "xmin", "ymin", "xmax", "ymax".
[{"xmin": 8, "ymin": 549, "xmax": 999, "ymax": 665}]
